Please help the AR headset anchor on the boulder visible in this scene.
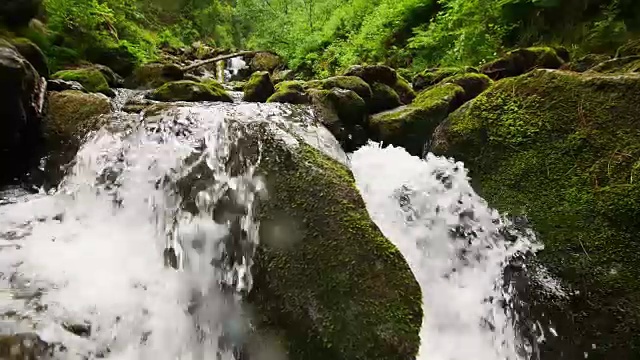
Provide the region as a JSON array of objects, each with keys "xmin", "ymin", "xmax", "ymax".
[
  {"xmin": 85, "ymin": 42, "xmax": 138, "ymax": 77},
  {"xmin": 565, "ymin": 54, "xmax": 612, "ymax": 73},
  {"xmin": 587, "ymin": 56, "xmax": 640, "ymax": 74},
  {"xmin": 249, "ymin": 52, "xmax": 283, "ymax": 73},
  {"xmin": 0, "ymin": 43, "xmax": 45, "ymax": 184},
  {"xmin": 480, "ymin": 47, "xmax": 565, "ymax": 80},
  {"xmin": 243, "ymin": 71, "xmax": 275, "ymax": 102},
  {"xmin": 392, "ymin": 76, "xmax": 416, "ymax": 105},
  {"xmin": 305, "ymin": 76, "xmax": 373, "ymax": 103},
  {"xmin": 343, "ymin": 64, "xmax": 397, "ymax": 85},
  {"xmin": 309, "ymin": 88, "xmax": 368, "ymax": 152},
  {"xmin": 369, "ymin": 82, "xmax": 401, "ymax": 114},
  {"xmin": 431, "ymin": 69, "xmax": 640, "ymax": 358},
  {"xmin": 0, "ymin": 333, "xmax": 50, "ymax": 359},
  {"xmin": 44, "ymin": 90, "xmax": 111, "ymax": 184},
  {"xmin": 272, "ymin": 69, "xmax": 295, "ymax": 84},
  {"xmin": 0, "ymin": 0, "xmax": 41, "ymax": 28},
  {"xmin": 51, "ymin": 68, "xmax": 113, "ymax": 96},
  {"xmin": 267, "ymin": 81, "xmax": 309, "ymax": 104},
  {"xmin": 9, "ymin": 37, "xmax": 48, "ymax": 77},
  {"xmin": 412, "ymin": 67, "xmax": 477, "ymax": 92},
  {"xmin": 126, "ymin": 63, "xmax": 184, "ymax": 89},
  {"xmin": 370, "ymin": 83, "xmax": 464, "ymax": 156},
  {"xmin": 47, "ymin": 79, "xmax": 86, "ymax": 92},
  {"xmin": 439, "ymin": 73, "xmax": 492, "ymax": 101},
  {"xmin": 150, "ymin": 80, "xmax": 233, "ymax": 102},
  {"xmin": 616, "ymin": 39, "xmax": 640, "ymax": 57},
  {"xmin": 89, "ymin": 64, "xmax": 123, "ymax": 88}
]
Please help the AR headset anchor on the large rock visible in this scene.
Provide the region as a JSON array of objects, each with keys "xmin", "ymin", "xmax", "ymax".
[
  {"xmin": 412, "ymin": 67, "xmax": 477, "ymax": 92},
  {"xmin": 587, "ymin": 56, "xmax": 640, "ymax": 74},
  {"xmin": 480, "ymin": 47, "xmax": 565, "ymax": 80},
  {"xmin": 85, "ymin": 42, "xmax": 138, "ymax": 77},
  {"xmin": 150, "ymin": 80, "xmax": 233, "ymax": 102},
  {"xmin": 43, "ymin": 90, "xmax": 111, "ymax": 184},
  {"xmin": 0, "ymin": 333, "xmax": 50, "ymax": 359},
  {"xmin": 0, "ymin": 42, "xmax": 45, "ymax": 184},
  {"xmin": 266, "ymin": 81, "xmax": 309, "ymax": 104},
  {"xmin": 308, "ymin": 76, "xmax": 373, "ymax": 103},
  {"xmin": 9, "ymin": 37, "xmax": 48, "ymax": 77},
  {"xmin": 249, "ymin": 52, "xmax": 283, "ymax": 73},
  {"xmin": 252, "ymin": 137, "xmax": 422, "ymax": 360},
  {"xmin": 243, "ymin": 71, "xmax": 275, "ymax": 102},
  {"xmin": 439, "ymin": 72, "xmax": 492, "ymax": 101},
  {"xmin": 126, "ymin": 63, "xmax": 184, "ymax": 89},
  {"xmin": 0, "ymin": 0, "xmax": 41, "ymax": 28},
  {"xmin": 343, "ymin": 65, "xmax": 415, "ymax": 104},
  {"xmin": 309, "ymin": 88, "xmax": 368, "ymax": 152},
  {"xmin": 564, "ymin": 54, "xmax": 611, "ymax": 73},
  {"xmin": 369, "ymin": 82, "xmax": 401, "ymax": 114},
  {"xmin": 431, "ymin": 69, "xmax": 640, "ymax": 358},
  {"xmin": 51, "ymin": 68, "xmax": 113, "ymax": 96},
  {"xmin": 370, "ymin": 83, "xmax": 465, "ymax": 156}
]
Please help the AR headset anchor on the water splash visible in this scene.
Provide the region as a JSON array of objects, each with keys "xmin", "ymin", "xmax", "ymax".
[{"xmin": 350, "ymin": 143, "xmax": 541, "ymax": 360}]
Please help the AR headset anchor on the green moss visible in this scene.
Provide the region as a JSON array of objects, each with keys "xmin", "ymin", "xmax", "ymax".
[
  {"xmin": 370, "ymin": 83, "xmax": 464, "ymax": 156},
  {"xmin": 617, "ymin": 39, "xmax": 640, "ymax": 57},
  {"xmin": 370, "ymin": 82, "xmax": 401, "ymax": 113},
  {"xmin": 243, "ymin": 71, "xmax": 275, "ymax": 102},
  {"xmin": 440, "ymin": 73, "xmax": 492, "ymax": 101},
  {"xmin": 432, "ymin": 69, "xmax": 640, "ymax": 357},
  {"xmin": 566, "ymin": 54, "xmax": 612, "ymax": 73},
  {"xmin": 319, "ymin": 76, "xmax": 373, "ymax": 101},
  {"xmin": 480, "ymin": 47, "xmax": 564, "ymax": 80},
  {"xmin": 51, "ymin": 68, "xmax": 112, "ymax": 96},
  {"xmin": 250, "ymin": 52, "xmax": 283, "ymax": 72},
  {"xmin": 151, "ymin": 80, "xmax": 232, "ymax": 102},
  {"xmin": 343, "ymin": 64, "xmax": 398, "ymax": 86},
  {"xmin": 392, "ymin": 76, "xmax": 416, "ymax": 104},
  {"xmin": 251, "ymin": 138, "xmax": 422, "ymax": 360},
  {"xmin": 267, "ymin": 81, "xmax": 309, "ymax": 104}
]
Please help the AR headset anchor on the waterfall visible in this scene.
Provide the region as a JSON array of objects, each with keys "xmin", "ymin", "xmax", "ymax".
[{"xmin": 0, "ymin": 96, "xmax": 548, "ymax": 359}]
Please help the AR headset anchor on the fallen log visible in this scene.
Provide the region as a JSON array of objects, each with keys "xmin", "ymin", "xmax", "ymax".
[{"xmin": 180, "ymin": 50, "xmax": 277, "ymax": 73}]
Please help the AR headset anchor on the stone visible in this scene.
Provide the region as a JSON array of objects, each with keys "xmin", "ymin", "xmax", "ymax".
[{"xmin": 243, "ymin": 71, "xmax": 275, "ymax": 103}]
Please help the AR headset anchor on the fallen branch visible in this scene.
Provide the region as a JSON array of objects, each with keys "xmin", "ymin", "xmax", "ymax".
[{"xmin": 180, "ymin": 50, "xmax": 276, "ymax": 73}]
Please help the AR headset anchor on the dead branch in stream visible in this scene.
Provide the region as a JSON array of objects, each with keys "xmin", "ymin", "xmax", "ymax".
[{"xmin": 180, "ymin": 50, "xmax": 277, "ymax": 73}]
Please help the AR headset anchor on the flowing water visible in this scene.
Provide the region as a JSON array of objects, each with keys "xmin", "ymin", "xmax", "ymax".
[{"xmin": 0, "ymin": 90, "xmax": 555, "ymax": 359}]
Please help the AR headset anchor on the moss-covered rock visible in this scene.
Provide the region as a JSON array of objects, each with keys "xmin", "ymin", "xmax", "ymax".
[
  {"xmin": 440, "ymin": 73, "xmax": 492, "ymax": 101},
  {"xmin": 85, "ymin": 42, "xmax": 139, "ymax": 77},
  {"xmin": 315, "ymin": 76, "xmax": 373, "ymax": 102},
  {"xmin": 431, "ymin": 69, "xmax": 640, "ymax": 358},
  {"xmin": 47, "ymin": 79, "xmax": 86, "ymax": 92},
  {"xmin": 9, "ymin": 37, "xmax": 48, "ymax": 77},
  {"xmin": 267, "ymin": 81, "xmax": 309, "ymax": 104},
  {"xmin": 587, "ymin": 56, "xmax": 640, "ymax": 74},
  {"xmin": 250, "ymin": 52, "xmax": 283, "ymax": 73},
  {"xmin": 309, "ymin": 88, "xmax": 367, "ymax": 152},
  {"xmin": 44, "ymin": 90, "xmax": 111, "ymax": 184},
  {"xmin": 412, "ymin": 67, "xmax": 476, "ymax": 92},
  {"xmin": 370, "ymin": 83, "xmax": 464, "ymax": 156},
  {"xmin": 272, "ymin": 69, "xmax": 295, "ymax": 84},
  {"xmin": 616, "ymin": 39, "xmax": 640, "ymax": 57},
  {"xmin": 126, "ymin": 63, "xmax": 184, "ymax": 89},
  {"xmin": 51, "ymin": 68, "xmax": 113, "ymax": 96},
  {"xmin": 0, "ymin": 333, "xmax": 50, "ymax": 359},
  {"xmin": 370, "ymin": 82, "xmax": 401, "ymax": 114},
  {"xmin": 89, "ymin": 64, "xmax": 123, "ymax": 88},
  {"xmin": 565, "ymin": 54, "xmax": 612, "ymax": 72},
  {"xmin": 343, "ymin": 64, "xmax": 397, "ymax": 86},
  {"xmin": 150, "ymin": 80, "xmax": 233, "ymax": 102},
  {"xmin": 480, "ymin": 47, "xmax": 565, "ymax": 80},
  {"xmin": 392, "ymin": 76, "xmax": 416, "ymax": 105},
  {"xmin": 243, "ymin": 71, "xmax": 275, "ymax": 102}
]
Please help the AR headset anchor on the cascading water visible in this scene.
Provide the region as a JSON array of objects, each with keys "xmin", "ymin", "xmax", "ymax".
[{"xmin": 0, "ymin": 93, "xmax": 551, "ymax": 359}]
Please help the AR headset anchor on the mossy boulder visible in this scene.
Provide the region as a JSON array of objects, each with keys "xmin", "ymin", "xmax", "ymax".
[
  {"xmin": 9, "ymin": 37, "xmax": 48, "ymax": 77},
  {"xmin": 309, "ymin": 88, "xmax": 368, "ymax": 152},
  {"xmin": 126, "ymin": 62, "xmax": 184, "ymax": 89},
  {"xmin": 565, "ymin": 54, "xmax": 612, "ymax": 72},
  {"xmin": 616, "ymin": 39, "xmax": 640, "ymax": 57},
  {"xmin": 150, "ymin": 80, "xmax": 233, "ymax": 102},
  {"xmin": 412, "ymin": 67, "xmax": 477, "ymax": 92},
  {"xmin": 272, "ymin": 69, "xmax": 295, "ymax": 84},
  {"xmin": 370, "ymin": 82, "xmax": 401, "ymax": 114},
  {"xmin": 480, "ymin": 47, "xmax": 565, "ymax": 80},
  {"xmin": 85, "ymin": 42, "xmax": 139, "ymax": 77},
  {"xmin": 51, "ymin": 68, "xmax": 113, "ymax": 96},
  {"xmin": 267, "ymin": 81, "xmax": 309, "ymax": 104},
  {"xmin": 370, "ymin": 83, "xmax": 464, "ymax": 156},
  {"xmin": 587, "ymin": 56, "xmax": 640, "ymax": 74},
  {"xmin": 392, "ymin": 76, "xmax": 416, "ymax": 105},
  {"xmin": 440, "ymin": 73, "xmax": 492, "ymax": 101},
  {"xmin": 314, "ymin": 76, "xmax": 373, "ymax": 102},
  {"xmin": 250, "ymin": 138, "xmax": 423, "ymax": 360},
  {"xmin": 0, "ymin": 42, "xmax": 45, "ymax": 184},
  {"xmin": 88, "ymin": 64, "xmax": 122, "ymax": 88},
  {"xmin": 343, "ymin": 64, "xmax": 397, "ymax": 85},
  {"xmin": 431, "ymin": 69, "xmax": 640, "ymax": 358},
  {"xmin": 243, "ymin": 71, "xmax": 275, "ymax": 102},
  {"xmin": 250, "ymin": 52, "xmax": 283, "ymax": 73},
  {"xmin": 44, "ymin": 90, "xmax": 111, "ymax": 184},
  {"xmin": 0, "ymin": 333, "xmax": 50, "ymax": 359}
]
